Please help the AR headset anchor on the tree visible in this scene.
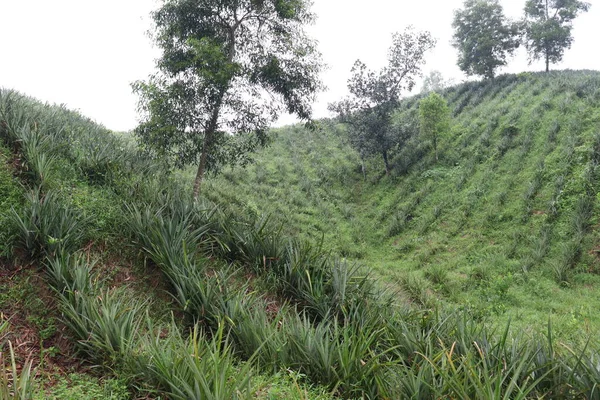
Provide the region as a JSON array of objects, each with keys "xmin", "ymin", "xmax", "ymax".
[
  {"xmin": 421, "ymin": 70, "xmax": 454, "ymax": 94},
  {"xmin": 133, "ymin": 0, "xmax": 323, "ymax": 200},
  {"xmin": 523, "ymin": 0, "xmax": 591, "ymax": 72},
  {"xmin": 452, "ymin": 0, "xmax": 520, "ymax": 79},
  {"xmin": 419, "ymin": 92, "xmax": 450, "ymax": 163},
  {"xmin": 329, "ymin": 27, "xmax": 436, "ymax": 175}
]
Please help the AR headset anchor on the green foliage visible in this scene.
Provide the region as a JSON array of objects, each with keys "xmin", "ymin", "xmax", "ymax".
[
  {"xmin": 58, "ymin": 287, "xmax": 145, "ymax": 365},
  {"xmin": 252, "ymin": 370, "xmax": 333, "ymax": 400},
  {"xmin": 133, "ymin": 322, "xmax": 254, "ymax": 400},
  {"xmin": 329, "ymin": 27, "xmax": 435, "ymax": 175},
  {"xmin": 207, "ymin": 70, "xmax": 600, "ymax": 337},
  {"xmin": 452, "ymin": 0, "xmax": 521, "ymax": 79},
  {"xmin": 9, "ymin": 189, "xmax": 87, "ymax": 259},
  {"xmin": 0, "ymin": 147, "xmax": 22, "ymax": 257},
  {"xmin": 0, "ymin": 342, "xmax": 35, "ymax": 400},
  {"xmin": 419, "ymin": 92, "xmax": 451, "ymax": 162},
  {"xmin": 44, "ymin": 251, "xmax": 144, "ymax": 366},
  {"xmin": 134, "ymin": 0, "xmax": 323, "ymax": 198},
  {"xmin": 34, "ymin": 374, "xmax": 129, "ymax": 400},
  {"xmin": 421, "ymin": 70, "xmax": 454, "ymax": 94},
  {"xmin": 524, "ymin": 0, "xmax": 591, "ymax": 72},
  {"xmin": 6, "ymin": 70, "xmax": 600, "ymax": 399},
  {"xmin": 45, "ymin": 252, "xmax": 96, "ymax": 297}
]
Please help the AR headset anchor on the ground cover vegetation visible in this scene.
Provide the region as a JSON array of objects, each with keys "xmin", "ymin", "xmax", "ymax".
[
  {"xmin": 3, "ymin": 69, "xmax": 600, "ymax": 398},
  {"xmin": 206, "ymin": 70, "xmax": 600, "ymax": 338}
]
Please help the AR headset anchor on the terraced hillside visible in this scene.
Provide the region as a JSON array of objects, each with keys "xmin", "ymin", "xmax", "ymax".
[
  {"xmin": 205, "ymin": 70, "xmax": 600, "ymax": 335},
  {"xmin": 2, "ymin": 71, "xmax": 600, "ymax": 399}
]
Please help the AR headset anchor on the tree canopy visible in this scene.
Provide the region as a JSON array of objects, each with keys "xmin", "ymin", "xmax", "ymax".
[
  {"xmin": 421, "ymin": 70, "xmax": 454, "ymax": 94},
  {"xmin": 523, "ymin": 0, "xmax": 591, "ymax": 72},
  {"xmin": 329, "ymin": 28, "xmax": 435, "ymax": 175},
  {"xmin": 452, "ymin": 0, "xmax": 520, "ymax": 79},
  {"xmin": 133, "ymin": 0, "xmax": 323, "ymax": 199},
  {"xmin": 419, "ymin": 92, "xmax": 451, "ymax": 163}
]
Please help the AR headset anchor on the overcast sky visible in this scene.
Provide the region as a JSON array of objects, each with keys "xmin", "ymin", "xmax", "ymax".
[{"xmin": 0, "ymin": 0, "xmax": 598, "ymax": 131}]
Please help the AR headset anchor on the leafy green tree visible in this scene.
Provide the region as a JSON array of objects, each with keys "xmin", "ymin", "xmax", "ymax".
[
  {"xmin": 419, "ymin": 92, "xmax": 450, "ymax": 163},
  {"xmin": 452, "ymin": 0, "xmax": 521, "ymax": 79},
  {"xmin": 523, "ymin": 0, "xmax": 591, "ymax": 72},
  {"xmin": 329, "ymin": 27, "xmax": 435, "ymax": 176},
  {"xmin": 421, "ymin": 70, "xmax": 454, "ymax": 94},
  {"xmin": 133, "ymin": 0, "xmax": 323, "ymax": 200}
]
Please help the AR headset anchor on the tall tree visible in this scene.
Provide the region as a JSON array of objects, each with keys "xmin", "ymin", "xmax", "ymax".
[
  {"xmin": 523, "ymin": 0, "xmax": 591, "ymax": 72},
  {"xmin": 452, "ymin": 0, "xmax": 520, "ymax": 79},
  {"xmin": 419, "ymin": 92, "xmax": 451, "ymax": 163},
  {"xmin": 133, "ymin": 0, "xmax": 323, "ymax": 200},
  {"xmin": 329, "ymin": 27, "xmax": 436, "ymax": 176}
]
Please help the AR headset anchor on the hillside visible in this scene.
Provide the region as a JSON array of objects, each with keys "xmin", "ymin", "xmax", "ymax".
[
  {"xmin": 205, "ymin": 70, "xmax": 600, "ymax": 335},
  {"xmin": 1, "ymin": 71, "xmax": 600, "ymax": 399}
]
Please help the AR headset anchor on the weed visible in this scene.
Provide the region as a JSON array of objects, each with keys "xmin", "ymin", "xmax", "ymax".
[{"xmin": 35, "ymin": 373, "xmax": 129, "ymax": 400}]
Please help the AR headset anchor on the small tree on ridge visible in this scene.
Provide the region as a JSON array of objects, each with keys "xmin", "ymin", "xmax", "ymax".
[
  {"xmin": 523, "ymin": 0, "xmax": 591, "ymax": 72},
  {"xmin": 419, "ymin": 92, "xmax": 450, "ymax": 163},
  {"xmin": 329, "ymin": 27, "xmax": 436, "ymax": 176},
  {"xmin": 452, "ymin": 0, "xmax": 521, "ymax": 79}
]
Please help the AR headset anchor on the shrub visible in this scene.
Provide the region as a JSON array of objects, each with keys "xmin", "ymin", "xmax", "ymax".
[
  {"xmin": 133, "ymin": 322, "xmax": 254, "ymax": 400},
  {"xmin": 58, "ymin": 287, "xmax": 145, "ymax": 365},
  {"xmin": 10, "ymin": 188, "xmax": 87, "ymax": 259}
]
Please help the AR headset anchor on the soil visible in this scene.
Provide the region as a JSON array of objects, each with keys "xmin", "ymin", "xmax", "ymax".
[{"xmin": 0, "ymin": 259, "xmax": 88, "ymax": 387}]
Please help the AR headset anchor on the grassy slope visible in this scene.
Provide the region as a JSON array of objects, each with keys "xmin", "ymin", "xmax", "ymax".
[
  {"xmin": 0, "ymin": 90, "xmax": 335, "ymax": 399},
  {"xmin": 205, "ymin": 70, "xmax": 600, "ymax": 336},
  {"xmin": 2, "ymin": 71, "xmax": 600, "ymax": 398}
]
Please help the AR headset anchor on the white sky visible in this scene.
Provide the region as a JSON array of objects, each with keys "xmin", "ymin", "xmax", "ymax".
[{"xmin": 0, "ymin": 0, "xmax": 598, "ymax": 131}]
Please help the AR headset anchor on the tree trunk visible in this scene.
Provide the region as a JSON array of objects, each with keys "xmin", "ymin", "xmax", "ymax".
[
  {"xmin": 192, "ymin": 100, "xmax": 221, "ymax": 201},
  {"xmin": 382, "ymin": 150, "xmax": 390, "ymax": 176},
  {"xmin": 361, "ymin": 159, "xmax": 367, "ymax": 181},
  {"xmin": 192, "ymin": 131, "xmax": 211, "ymax": 201},
  {"xmin": 192, "ymin": 24, "xmax": 239, "ymax": 201},
  {"xmin": 545, "ymin": 0, "xmax": 550, "ymax": 73}
]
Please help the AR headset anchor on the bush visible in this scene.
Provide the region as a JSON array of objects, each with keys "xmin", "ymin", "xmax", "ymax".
[
  {"xmin": 58, "ymin": 287, "xmax": 144, "ymax": 365},
  {"xmin": 10, "ymin": 188, "xmax": 87, "ymax": 259},
  {"xmin": 133, "ymin": 322, "xmax": 254, "ymax": 400}
]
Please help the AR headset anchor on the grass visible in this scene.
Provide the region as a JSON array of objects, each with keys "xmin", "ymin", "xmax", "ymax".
[{"xmin": 33, "ymin": 373, "xmax": 129, "ymax": 400}]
